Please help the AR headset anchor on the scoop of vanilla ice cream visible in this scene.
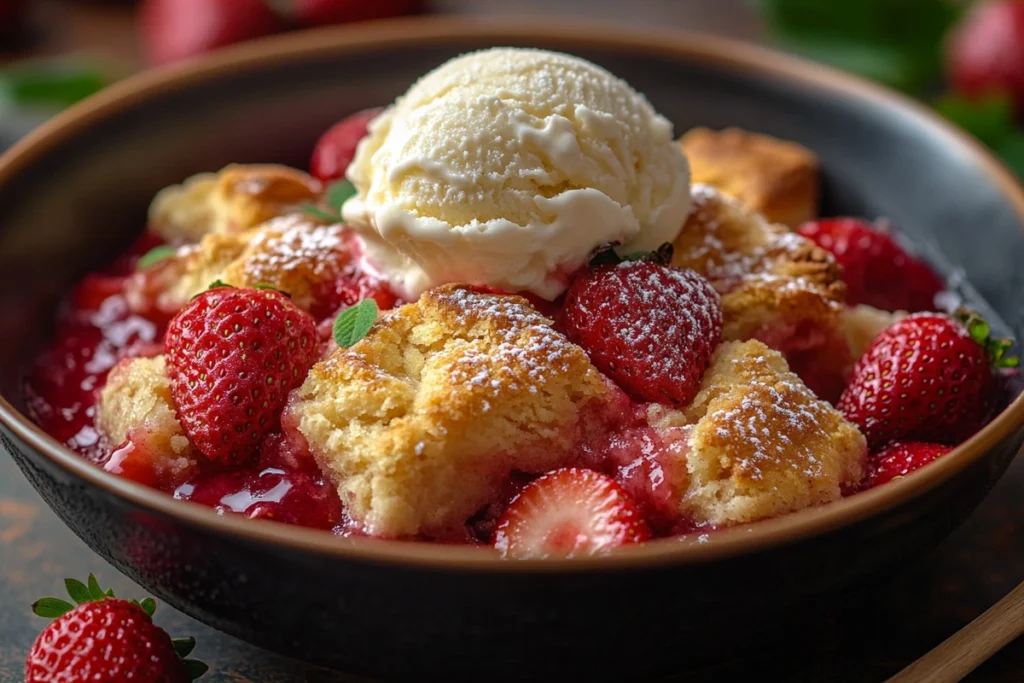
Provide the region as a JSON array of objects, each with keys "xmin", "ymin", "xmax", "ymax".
[{"xmin": 342, "ymin": 47, "xmax": 692, "ymax": 300}]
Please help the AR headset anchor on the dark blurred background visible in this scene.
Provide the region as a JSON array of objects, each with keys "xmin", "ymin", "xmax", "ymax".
[{"xmin": 2, "ymin": 0, "xmax": 1022, "ymax": 180}]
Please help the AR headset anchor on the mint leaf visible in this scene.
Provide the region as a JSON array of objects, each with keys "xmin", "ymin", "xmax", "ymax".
[
  {"xmin": 32, "ymin": 598, "xmax": 75, "ymax": 618},
  {"xmin": 333, "ymin": 299, "xmax": 379, "ymax": 348},
  {"xmin": 326, "ymin": 179, "xmax": 356, "ymax": 212},
  {"xmin": 0, "ymin": 60, "xmax": 111, "ymax": 109},
  {"xmin": 137, "ymin": 245, "xmax": 177, "ymax": 270},
  {"xmin": 64, "ymin": 578, "xmax": 92, "ymax": 605},
  {"xmin": 300, "ymin": 205, "xmax": 342, "ymax": 222}
]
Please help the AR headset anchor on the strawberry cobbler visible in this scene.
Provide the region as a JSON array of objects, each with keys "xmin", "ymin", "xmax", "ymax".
[{"xmin": 23, "ymin": 48, "xmax": 1016, "ymax": 559}]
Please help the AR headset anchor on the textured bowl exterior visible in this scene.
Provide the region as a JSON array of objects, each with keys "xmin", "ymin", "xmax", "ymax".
[{"xmin": 1, "ymin": 19, "xmax": 1023, "ymax": 682}]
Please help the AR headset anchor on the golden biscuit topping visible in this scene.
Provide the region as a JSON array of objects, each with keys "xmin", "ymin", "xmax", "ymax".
[
  {"xmin": 288, "ymin": 284, "xmax": 608, "ymax": 537},
  {"xmin": 130, "ymin": 215, "xmax": 353, "ymax": 317},
  {"xmin": 672, "ymin": 184, "xmax": 844, "ymax": 343},
  {"xmin": 652, "ymin": 340, "xmax": 866, "ymax": 526},
  {"xmin": 681, "ymin": 126, "xmax": 819, "ymax": 227},
  {"xmin": 148, "ymin": 164, "xmax": 322, "ymax": 243}
]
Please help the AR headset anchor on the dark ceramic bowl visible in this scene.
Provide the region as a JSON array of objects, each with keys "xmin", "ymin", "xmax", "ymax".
[{"xmin": 2, "ymin": 18, "xmax": 1024, "ymax": 682}]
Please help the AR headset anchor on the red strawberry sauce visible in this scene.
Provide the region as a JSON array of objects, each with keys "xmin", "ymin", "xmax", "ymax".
[
  {"xmin": 21, "ymin": 226, "xmax": 941, "ymax": 544},
  {"xmin": 22, "ymin": 230, "xmax": 345, "ymax": 532}
]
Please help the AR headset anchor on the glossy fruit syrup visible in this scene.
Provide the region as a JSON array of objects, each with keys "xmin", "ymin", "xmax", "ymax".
[{"xmin": 22, "ymin": 231, "xmax": 344, "ymax": 532}]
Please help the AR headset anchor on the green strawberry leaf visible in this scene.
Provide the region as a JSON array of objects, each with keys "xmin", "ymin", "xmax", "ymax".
[
  {"xmin": 299, "ymin": 205, "xmax": 342, "ymax": 223},
  {"xmin": 139, "ymin": 597, "xmax": 157, "ymax": 616},
  {"xmin": 105, "ymin": 588, "xmax": 115, "ymax": 598},
  {"xmin": 623, "ymin": 242, "xmax": 674, "ymax": 265},
  {"xmin": 587, "ymin": 242, "xmax": 623, "ymax": 266},
  {"xmin": 137, "ymin": 245, "xmax": 177, "ymax": 270},
  {"xmin": 173, "ymin": 637, "xmax": 197, "ymax": 658},
  {"xmin": 86, "ymin": 574, "xmax": 105, "ymax": 601},
  {"xmin": 184, "ymin": 659, "xmax": 210, "ymax": 680},
  {"xmin": 32, "ymin": 598, "xmax": 75, "ymax": 619},
  {"xmin": 326, "ymin": 179, "xmax": 357, "ymax": 212},
  {"xmin": 64, "ymin": 578, "xmax": 92, "ymax": 605},
  {"xmin": 252, "ymin": 282, "xmax": 292, "ymax": 297},
  {"xmin": 333, "ymin": 299, "xmax": 379, "ymax": 348},
  {"xmin": 994, "ymin": 131, "xmax": 1024, "ymax": 180},
  {"xmin": 934, "ymin": 94, "xmax": 1015, "ymax": 149},
  {"xmin": 954, "ymin": 308, "xmax": 1020, "ymax": 369}
]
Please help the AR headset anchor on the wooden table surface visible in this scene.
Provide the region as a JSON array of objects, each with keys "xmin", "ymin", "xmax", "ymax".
[{"xmin": 2, "ymin": 1, "xmax": 1023, "ymax": 681}]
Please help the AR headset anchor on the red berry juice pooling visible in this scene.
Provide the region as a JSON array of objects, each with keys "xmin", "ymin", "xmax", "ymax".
[{"xmin": 23, "ymin": 230, "xmax": 347, "ymax": 532}]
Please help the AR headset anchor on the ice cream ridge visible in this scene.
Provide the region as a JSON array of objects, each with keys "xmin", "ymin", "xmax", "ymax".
[{"xmin": 342, "ymin": 47, "xmax": 693, "ymax": 300}]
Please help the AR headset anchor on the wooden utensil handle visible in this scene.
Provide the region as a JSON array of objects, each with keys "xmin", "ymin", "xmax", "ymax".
[{"xmin": 886, "ymin": 580, "xmax": 1024, "ymax": 683}]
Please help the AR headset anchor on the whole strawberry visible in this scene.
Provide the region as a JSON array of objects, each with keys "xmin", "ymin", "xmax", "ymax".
[
  {"xmin": 837, "ymin": 311, "xmax": 1017, "ymax": 449},
  {"xmin": 138, "ymin": 0, "xmax": 284, "ymax": 66},
  {"xmin": 865, "ymin": 441, "xmax": 953, "ymax": 488},
  {"xmin": 26, "ymin": 575, "xmax": 205, "ymax": 682},
  {"xmin": 561, "ymin": 247, "xmax": 723, "ymax": 407},
  {"xmin": 310, "ymin": 108, "xmax": 381, "ymax": 183},
  {"xmin": 165, "ymin": 284, "xmax": 319, "ymax": 464},
  {"xmin": 947, "ymin": 0, "xmax": 1024, "ymax": 114},
  {"xmin": 797, "ymin": 217, "xmax": 944, "ymax": 313}
]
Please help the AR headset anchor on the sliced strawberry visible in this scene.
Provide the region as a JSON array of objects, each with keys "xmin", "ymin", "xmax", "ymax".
[
  {"xmin": 865, "ymin": 441, "xmax": 953, "ymax": 488},
  {"xmin": 492, "ymin": 467, "xmax": 651, "ymax": 559}
]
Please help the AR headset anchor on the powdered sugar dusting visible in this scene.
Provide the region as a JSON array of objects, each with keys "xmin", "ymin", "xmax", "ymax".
[
  {"xmin": 435, "ymin": 287, "xmax": 585, "ymax": 393},
  {"xmin": 243, "ymin": 215, "xmax": 347, "ymax": 278},
  {"xmin": 703, "ymin": 350, "xmax": 844, "ymax": 482},
  {"xmin": 679, "ymin": 184, "xmax": 838, "ymax": 299}
]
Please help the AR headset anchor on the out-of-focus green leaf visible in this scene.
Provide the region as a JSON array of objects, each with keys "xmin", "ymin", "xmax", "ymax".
[
  {"xmin": 995, "ymin": 132, "xmax": 1024, "ymax": 179},
  {"xmin": 931, "ymin": 92, "xmax": 1024, "ymax": 181},
  {"xmin": 753, "ymin": 0, "xmax": 969, "ymax": 93},
  {"xmin": 934, "ymin": 93, "xmax": 1015, "ymax": 148},
  {"xmin": 0, "ymin": 60, "xmax": 111, "ymax": 109}
]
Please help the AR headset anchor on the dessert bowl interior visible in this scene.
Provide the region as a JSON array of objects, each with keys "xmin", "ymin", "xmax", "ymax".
[{"xmin": 2, "ymin": 18, "xmax": 1024, "ymax": 681}]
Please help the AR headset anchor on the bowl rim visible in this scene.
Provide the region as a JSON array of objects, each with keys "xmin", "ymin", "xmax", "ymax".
[{"xmin": 2, "ymin": 15, "xmax": 1024, "ymax": 573}]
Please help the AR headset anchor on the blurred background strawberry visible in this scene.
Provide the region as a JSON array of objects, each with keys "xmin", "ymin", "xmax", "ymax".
[
  {"xmin": 1, "ymin": 0, "xmax": 1024, "ymax": 180},
  {"xmin": 138, "ymin": 0, "xmax": 285, "ymax": 66}
]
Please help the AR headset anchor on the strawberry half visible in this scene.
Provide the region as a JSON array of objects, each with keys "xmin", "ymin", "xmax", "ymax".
[
  {"xmin": 837, "ymin": 310, "xmax": 1018, "ymax": 449},
  {"xmin": 797, "ymin": 217, "xmax": 945, "ymax": 313},
  {"xmin": 164, "ymin": 284, "xmax": 319, "ymax": 465},
  {"xmin": 561, "ymin": 248, "xmax": 723, "ymax": 407},
  {"xmin": 492, "ymin": 467, "xmax": 651, "ymax": 559},
  {"xmin": 865, "ymin": 441, "xmax": 953, "ymax": 488}
]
